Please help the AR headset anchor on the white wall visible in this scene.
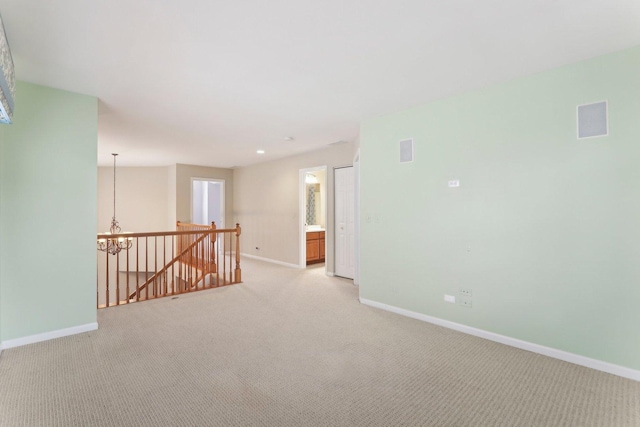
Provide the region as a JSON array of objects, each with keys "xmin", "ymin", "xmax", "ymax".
[
  {"xmin": 97, "ymin": 166, "xmax": 171, "ymax": 233},
  {"xmin": 233, "ymin": 142, "xmax": 356, "ymax": 272}
]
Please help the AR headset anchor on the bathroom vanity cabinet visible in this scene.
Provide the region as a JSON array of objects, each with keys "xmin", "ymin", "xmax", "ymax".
[{"xmin": 306, "ymin": 231, "xmax": 325, "ymax": 265}]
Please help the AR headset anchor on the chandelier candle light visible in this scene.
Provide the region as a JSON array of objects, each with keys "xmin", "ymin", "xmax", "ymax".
[{"xmin": 97, "ymin": 153, "xmax": 133, "ymax": 255}]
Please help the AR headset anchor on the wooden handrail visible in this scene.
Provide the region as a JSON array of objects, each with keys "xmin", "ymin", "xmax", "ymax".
[
  {"xmin": 176, "ymin": 221, "xmax": 213, "ymax": 229},
  {"xmin": 97, "ymin": 228, "xmax": 237, "ymax": 240}
]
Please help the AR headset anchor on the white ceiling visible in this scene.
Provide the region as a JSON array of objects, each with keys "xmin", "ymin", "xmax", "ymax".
[{"xmin": 1, "ymin": 0, "xmax": 639, "ymax": 167}]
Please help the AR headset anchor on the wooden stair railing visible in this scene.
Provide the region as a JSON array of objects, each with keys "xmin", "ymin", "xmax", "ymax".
[
  {"xmin": 127, "ymin": 229, "xmax": 212, "ymax": 301},
  {"xmin": 176, "ymin": 221, "xmax": 217, "ymax": 273},
  {"xmin": 97, "ymin": 223, "xmax": 242, "ymax": 308}
]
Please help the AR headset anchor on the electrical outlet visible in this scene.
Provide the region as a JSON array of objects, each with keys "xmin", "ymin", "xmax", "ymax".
[
  {"xmin": 444, "ymin": 294, "xmax": 456, "ymax": 304},
  {"xmin": 460, "ymin": 300, "xmax": 472, "ymax": 308},
  {"xmin": 459, "ymin": 288, "xmax": 472, "ymax": 297}
]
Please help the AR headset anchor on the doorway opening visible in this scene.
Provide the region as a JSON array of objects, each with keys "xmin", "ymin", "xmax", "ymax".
[
  {"xmin": 299, "ymin": 166, "xmax": 327, "ymax": 270},
  {"xmin": 191, "ymin": 178, "xmax": 225, "ymax": 228}
]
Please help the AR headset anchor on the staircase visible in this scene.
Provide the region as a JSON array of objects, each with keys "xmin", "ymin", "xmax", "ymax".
[{"xmin": 97, "ymin": 222, "xmax": 242, "ymax": 308}]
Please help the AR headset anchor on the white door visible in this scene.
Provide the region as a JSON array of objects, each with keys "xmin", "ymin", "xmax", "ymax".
[
  {"xmin": 335, "ymin": 166, "xmax": 355, "ymax": 279},
  {"xmin": 353, "ymin": 150, "xmax": 360, "ymax": 285}
]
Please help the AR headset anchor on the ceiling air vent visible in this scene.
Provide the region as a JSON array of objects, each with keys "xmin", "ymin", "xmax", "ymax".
[
  {"xmin": 399, "ymin": 139, "xmax": 414, "ymax": 163},
  {"xmin": 577, "ymin": 101, "xmax": 608, "ymax": 139}
]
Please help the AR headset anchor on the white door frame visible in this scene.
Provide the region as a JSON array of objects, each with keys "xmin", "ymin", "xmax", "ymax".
[
  {"xmin": 353, "ymin": 150, "xmax": 360, "ymax": 286},
  {"xmin": 190, "ymin": 177, "xmax": 225, "ymax": 228},
  {"xmin": 299, "ymin": 165, "xmax": 328, "ymax": 270}
]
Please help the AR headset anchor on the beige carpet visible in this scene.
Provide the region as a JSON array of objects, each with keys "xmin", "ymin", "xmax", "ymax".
[{"xmin": 0, "ymin": 259, "xmax": 639, "ymax": 426}]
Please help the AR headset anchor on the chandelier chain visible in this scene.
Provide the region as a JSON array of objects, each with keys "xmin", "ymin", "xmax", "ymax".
[
  {"xmin": 97, "ymin": 153, "xmax": 132, "ymax": 255},
  {"xmin": 113, "ymin": 153, "xmax": 117, "ymax": 221}
]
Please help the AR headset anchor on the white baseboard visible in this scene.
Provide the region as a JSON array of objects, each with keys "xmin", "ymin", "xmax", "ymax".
[
  {"xmin": 240, "ymin": 253, "xmax": 302, "ymax": 269},
  {"xmin": 359, "ymin": 298, "xmax": 640, "ymax": 382},
  {"xmin": 326, "ymin": 271, "xmax": 335, "ymax": 277},
  {"xmin": 1, "ymin": 322, "xmax": 99, "ymax": 350}
]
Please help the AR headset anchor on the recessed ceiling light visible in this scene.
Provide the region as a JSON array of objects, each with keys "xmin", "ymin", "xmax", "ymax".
[
  {"xmin": 284, "ymin": 136, "xmax": 294, "ymax": 141},
  {"xmin": 256, "ymin": 149, "xmax": 265, "ymax": 154}
]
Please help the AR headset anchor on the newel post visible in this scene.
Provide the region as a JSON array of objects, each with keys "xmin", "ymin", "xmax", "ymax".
[
  {"xmin": 235, "ymin": 223, "xmax": 242, "ymax": 282},
  {"xmin": 210, "ymin": 221, "xmax": 217, "ymax": 266}
]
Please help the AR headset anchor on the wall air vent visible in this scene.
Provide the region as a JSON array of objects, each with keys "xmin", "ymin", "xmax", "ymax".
[
  {"xmin": 577, "ymin": 101, "xmax": 608, "ymax": 139},
  {"xmin": 399, "ymin": 139, "xmax": 414, "ymax": 163}
]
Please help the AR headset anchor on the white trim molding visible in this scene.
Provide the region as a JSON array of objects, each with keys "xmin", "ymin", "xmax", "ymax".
[
  {"xmin": 240, "ymin": 253, "xmax": 301, "ymax": 269},
  {"xmin": 359, "ymin": 298, "xmax": 640, "ymax": 382},
  {"xmin": 1, "ymin": 322, "xmax": 99, "ymax": 350}
]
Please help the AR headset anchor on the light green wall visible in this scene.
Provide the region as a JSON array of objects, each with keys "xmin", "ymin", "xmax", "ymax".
[
  {"xmin": 0, "ymin": 81, "xmax": 97, "ymax": 341},
  {"xmin": 0, "ymin": 124, "xmax": 4, "ymax": 346},
  {"xmin": 360, "ymin": 46, "xmax": 640, "ymax": 370}
]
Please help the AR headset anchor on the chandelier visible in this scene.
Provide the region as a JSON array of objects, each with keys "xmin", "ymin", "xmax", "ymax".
[{"xmin": 97, "ymin": 153, "xmax": 132, "ymax": 255}]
